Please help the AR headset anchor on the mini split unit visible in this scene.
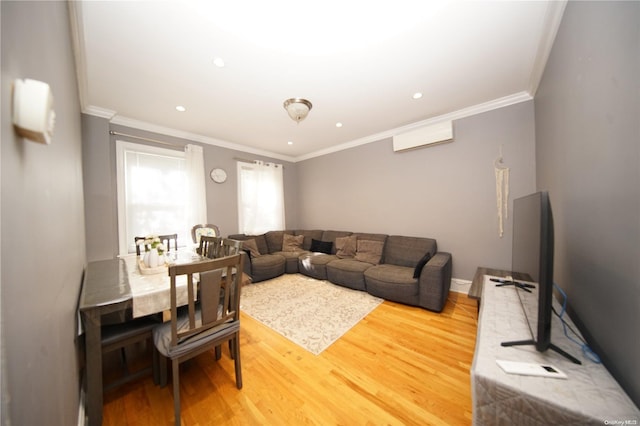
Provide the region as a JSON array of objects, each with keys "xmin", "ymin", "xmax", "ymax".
[{"xmin": 392, "ymin": 121, "xmax": 453, "ymax": 152}]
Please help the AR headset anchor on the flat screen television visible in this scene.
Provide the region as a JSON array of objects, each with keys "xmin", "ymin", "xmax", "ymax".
[{"xmin": 499, "ymin": 191, "xmax": 581, "ymax": 364}]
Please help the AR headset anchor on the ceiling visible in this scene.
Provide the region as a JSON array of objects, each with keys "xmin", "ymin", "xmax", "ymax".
[{"xmin": 70, "ymin": 1, "xmax": 566, "ymax": 162}]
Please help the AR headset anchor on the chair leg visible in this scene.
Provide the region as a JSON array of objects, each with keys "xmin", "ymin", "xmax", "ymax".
[
  {"xmin": 233, "ymin": 333, "xmax": 242, "ymax": 389},
  {"xmin": 214, "ymin": 345, "xmax": 221, "ymax": 360},
  {"xmin": 172, "ymin": 359, "xmax": 181, "ymax": 426},
  {"xmin": 159, "ymin": 354, "xmax": 168, "ymax": 387},
  {"xmin": 152, "ymin": 347, "xmax": 160, "ymax": 385}
]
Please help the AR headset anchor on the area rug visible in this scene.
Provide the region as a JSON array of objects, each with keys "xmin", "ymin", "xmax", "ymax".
[{"xmin": 240, "ymin": 274, "xmax": 383, "ymax": 355}]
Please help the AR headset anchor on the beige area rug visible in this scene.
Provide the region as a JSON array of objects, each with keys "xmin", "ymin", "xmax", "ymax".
[{"xmin": 240, "ymin": 274, "xmax": 383, "ymax": 355}]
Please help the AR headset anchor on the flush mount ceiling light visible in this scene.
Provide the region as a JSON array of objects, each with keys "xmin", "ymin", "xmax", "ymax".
[{"xmin": 283, "ymin": 98, "xmax": 312, "ymax": 123}]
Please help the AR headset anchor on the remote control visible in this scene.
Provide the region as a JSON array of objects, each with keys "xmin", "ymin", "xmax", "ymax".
[{"xmin": 496, "ymin": 360, "xmax": 567, "ymax": 379}]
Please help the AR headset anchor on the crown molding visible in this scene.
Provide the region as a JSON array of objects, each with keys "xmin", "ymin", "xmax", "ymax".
[
  {"xmin": 68, "ymin": 1, "xmax": 90, "ymax": 113},
  {"xmin": 109, "ymin": 115, "xmax": 297, "ymax": 163},
  {"xmin": 84, "ymin": 91, "xmax": 532, "ymax": 163},
  {"xmin": 295, "ymin": 91, "xmax": 533, "ymax": 162},
  {"xmin": 528, "ymin": 0, "xmax": 567, "ymax": 96}
]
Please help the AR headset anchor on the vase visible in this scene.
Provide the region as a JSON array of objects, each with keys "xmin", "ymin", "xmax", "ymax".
[{"xmin": 147, "ymin": 248, "xmax": 159, "ymax": 268}]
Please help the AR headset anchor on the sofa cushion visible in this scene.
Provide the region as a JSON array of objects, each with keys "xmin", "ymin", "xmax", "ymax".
[
  {"xmin": 228, "ymin": 234, "xmax": 270, "ymax": 257},
  {"xmin": 383, "ymin": 235, "xmax": 437, "ymax": 268},
  {"xmin": 250, "ymin": 254, "xmax": 286, "ymax": 282},
  {"xmin": 282, "ymin": 234, "xmax": 304, "ymax": 252},
  {"xmin": 242, "ymin": 239, "xmax": 261, "ymax": 258},
  {"xmin": 354, "ymin": 239, "xmax": 384, "ymax": 265},
  {"xmin": 335, "ymin": 235, "xmax": 357, "ymax": 259},
  {"xmin": 273, "ymin": 250, "xmax": 308, "ymax": 273},
  {"xmin": 265, "ymin": 230, "xmax": 286, "ymax": 253},
  {"xmin": 326, "ymin": 258, "xmax": 372, "ymax": 291},
  {"xmin": 320, "ymin": 231, "xmax": 352, "ymax": 254},
  {"xmin": 294, "ymin": 230, "xmax": 324, "ymax": 251},
  {"xmin": 413, "ymin": 252, "xmax": 432, "ymax": 278},
  {"xmin": 309, "ymin": 239, "xmax": 333, "ymax": 254},
  {"xmin": 298, "ymin": 252, "xmax": 337, "ymax": 280},
  {"xmin": 364, "ymin": 264, "xmax": 419, "ymax": 304}
]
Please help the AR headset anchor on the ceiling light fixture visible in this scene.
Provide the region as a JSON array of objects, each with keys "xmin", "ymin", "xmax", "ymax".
[
  {"xmin": 176, "ymin": 105, "xmax": 186, "ymax": 112},
  {"xmin": 283, "ymin": 98, "xmax": 312, "ymax": 123},
  {"xmin": 336, "ymin": 122, "xmax": 343, "ymax": 128},
  {"xmin": 412, "ymin": 92, "xmax": 423, "ymax": 100}
]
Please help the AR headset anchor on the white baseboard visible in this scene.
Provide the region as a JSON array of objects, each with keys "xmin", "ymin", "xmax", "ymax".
[{"xmin": 450, "ymin": 278, "xmax": 472, "ymax": 294}]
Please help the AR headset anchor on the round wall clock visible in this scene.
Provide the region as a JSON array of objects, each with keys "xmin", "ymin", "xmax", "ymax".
[{"xmin": 210, "ymin": 168, "xmax": 227, "ymax": 183}]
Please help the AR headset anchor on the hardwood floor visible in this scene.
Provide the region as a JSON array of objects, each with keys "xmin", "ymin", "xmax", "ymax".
[{"xmin": 101, "ymin": 292, "xmax": 478, "ymax": 425}]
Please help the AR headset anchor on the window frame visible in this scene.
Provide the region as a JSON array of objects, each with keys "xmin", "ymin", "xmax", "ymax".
[{"xmin": 115, "ymin": 140, "xmax": 186, "ymax": 255}]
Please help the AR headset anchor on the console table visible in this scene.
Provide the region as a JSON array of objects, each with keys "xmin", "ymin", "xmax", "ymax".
[{"xmin": 471, "ymin": 272, "xmax": 639, "ymax": 425}]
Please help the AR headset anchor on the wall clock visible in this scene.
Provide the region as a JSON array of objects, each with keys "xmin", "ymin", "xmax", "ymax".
[{"xmin": 210, "ymin": 168, "xmax": 227, "ymax": 183}]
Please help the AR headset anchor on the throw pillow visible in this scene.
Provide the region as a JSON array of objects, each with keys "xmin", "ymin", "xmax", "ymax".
[
  {"xmin": 413, "ymin": 252, "xmax": 432, "ymax": 278},
  {"xmin": 282, "ymin": 234, "xmax": 304, "ymax": 252},
  {"xmin": 309, "ymin": 239, "xmax": 333, "ymax": 254},
  {"xmin": 335, "ymin": 235, "xmax": 358, "ymax": 259},
  {"xmin": 242, "ymin": 238, "xmax": 261, "ymax": 258},
  {"xmin": 354, "ymin": 239, "xmax": 384, "ymax": 265}
]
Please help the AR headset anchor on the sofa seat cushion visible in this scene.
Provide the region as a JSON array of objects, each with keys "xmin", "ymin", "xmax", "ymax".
[
  {"xmin": 273, "ymin": 250, "xmax": 310, "ymax": 274},
  {"xmin": 249, "ymin": 253, "xmax": 286, "ymax": 282},
  {"xmin": 326, "ymin": 258, "xmax": 373, "ymax": 291},
  {"xmin": 364, "ymin": 264, "xmax": 419, "ymax": 305},
  {"xmin": 298, "ymin": 253, "xmax": 337, "ymax": 280}
]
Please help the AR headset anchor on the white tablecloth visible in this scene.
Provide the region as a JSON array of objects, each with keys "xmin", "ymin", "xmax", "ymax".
[{"xmin": 120, "ymin": 252, "xmax": 199, "ymax": 318}]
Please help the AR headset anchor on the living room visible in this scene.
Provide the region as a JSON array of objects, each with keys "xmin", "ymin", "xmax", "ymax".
[{"xmin": 1, "ymin": 1, "xmax": 638, "ymax": 425}]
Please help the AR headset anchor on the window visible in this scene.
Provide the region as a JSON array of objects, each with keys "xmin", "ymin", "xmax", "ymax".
[
  {"xmin": 237, "ymin": 161, "xmax": 285, "ymax": 234},
  {"xmin": 116, "ymin": 141, "xmax": 206, "ymax": 254}
]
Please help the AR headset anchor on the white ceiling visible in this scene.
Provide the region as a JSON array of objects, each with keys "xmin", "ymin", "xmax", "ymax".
[{"xmin": 70, "ymin": 1, "xmax": 566, "ymax": 162}]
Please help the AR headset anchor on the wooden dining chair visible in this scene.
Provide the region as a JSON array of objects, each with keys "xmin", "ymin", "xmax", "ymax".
[
  {"xmin": 221, "ymin": 238, "xmax": 243, "ymax": 256},
  {"xmin": 191, "ymin": 224, "xmax": 220, "ymax": 244},
  {"xmin": 198, "ymin": 235, "xmax": 222, "ymax": 258},
  {"xmin": 134, "ymin": 234, "xmax": 178, "ymax": 255},
  {"xmin": 101, "ymin": 314, "xmax": 161, "ymax": 390},
  {"xmin": 153, "ymin": 254, "xmax": 244, "ymax": 426}
]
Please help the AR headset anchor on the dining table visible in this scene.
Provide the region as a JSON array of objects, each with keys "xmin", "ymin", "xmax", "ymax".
[{"xmin": 78, "ymin": 249, "xmax": 208, "ymax": 426}]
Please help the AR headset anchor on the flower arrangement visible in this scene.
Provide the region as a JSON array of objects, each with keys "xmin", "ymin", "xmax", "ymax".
[
  {"xmin": 137, "ymin": 235, "xmax": 167, "ymax": 270},
  {"xmin": 137, "ymin": 235, "xmax": 166, "ymax": 255}
]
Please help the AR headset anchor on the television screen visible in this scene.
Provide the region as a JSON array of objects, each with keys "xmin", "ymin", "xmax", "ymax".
[
  {"xmin": 502, "ymin": 191, "xmax": 581, "ymax": 364},
  {"xmin": 511, "ymin": 191, "xmax": 551, "ymax": 350}
]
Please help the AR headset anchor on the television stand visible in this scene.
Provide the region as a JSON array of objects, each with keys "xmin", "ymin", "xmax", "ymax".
[
  {"xmin": 470, "ymin": 272, "xmax": 640, "ymax": 425},
  {"xmin": 500, "ymin": 339, "xmax": 582, "ymax": 365}
]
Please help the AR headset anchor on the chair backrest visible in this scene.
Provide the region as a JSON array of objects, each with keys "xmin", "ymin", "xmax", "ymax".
[
  {"xmin": 191, "ymin": 224, "xmax": 221, "ymax": 244},
  {"xmin": 221, "ymin": 238, "xmax": 243, "ymax": 256},
  {"xmin": 167, "ymin": 254, "xmax": 244, "ymax": 348},
  {"xmin": 199, "ymin": 235, "xmax": 222, "ymax": 258},
  {"xmin": 134, "ymin": 234, "xmax": 178, "ymax": 255}
]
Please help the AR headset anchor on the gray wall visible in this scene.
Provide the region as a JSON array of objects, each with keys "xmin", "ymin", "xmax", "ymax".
[
  {"xmin": 82, "ymin": 117, "xmax": 300, "ymax": 261},
  {"xmin": 535, "ymin": 1, "xmax": 639, "ymax": 406},
  {"xmin": 1, "ymin": 2, "xmax": 86, "ymax": 425},
  {"xmin": 297, "ymin": 101, "xmax": 537, "ymax": 280}
]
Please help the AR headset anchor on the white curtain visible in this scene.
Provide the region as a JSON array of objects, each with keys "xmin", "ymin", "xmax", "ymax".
[
  {"xmin": 237, "ymin": 161, "xmax": 285, "ymax": 234},
  {"xmin": 185, "ymin": 144, "xmax": 207, "ymax": 235}
]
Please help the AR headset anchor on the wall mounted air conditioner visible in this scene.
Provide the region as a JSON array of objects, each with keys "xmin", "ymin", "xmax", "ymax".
[{"xmin": 392, "ymin": 121, "xmax": 453, "ymax": 152}]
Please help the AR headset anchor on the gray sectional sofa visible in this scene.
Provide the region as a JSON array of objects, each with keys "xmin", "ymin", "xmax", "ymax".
[{"xmin": 228, "ymin": 230, "xmax": 452, "ymax": 312}]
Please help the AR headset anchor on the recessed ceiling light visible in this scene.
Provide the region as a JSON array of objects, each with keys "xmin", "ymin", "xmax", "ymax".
[
  {"xmin": 176, "ymin": 105, "xmax": 186, "ymax": 112},
  {"xmin": 336, "ymin": 122, "xmax": 343, "ymax": 128},
  {"xmin": 287, "ymin": 141, "xmax": 293, "ymax": 145},
  {"xmin": 213, "ymin": 57, "xmax": 225, "ymax": 68},
  {"xmin": 412, "ymin": 92, "xmax": 423, "ymax": 100}
]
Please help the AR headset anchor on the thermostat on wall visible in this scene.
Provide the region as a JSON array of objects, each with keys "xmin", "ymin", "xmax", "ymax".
[{"xmin": 12, "ymin": 78, "xmax": 56, "ymax": 144}]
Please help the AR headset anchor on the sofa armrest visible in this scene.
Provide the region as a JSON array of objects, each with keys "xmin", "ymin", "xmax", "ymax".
[
  {"xmin": 239, "ymin": 251, "xmax": 252, "ymax": 278},
  {"xmin": 418, "ymin": 252, "xmax": 452, "ymax": 312}
]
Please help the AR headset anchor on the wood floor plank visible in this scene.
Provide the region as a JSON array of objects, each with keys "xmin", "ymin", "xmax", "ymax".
[{"xmin": 101, "ymin": 291, "xmax": 477, "ymax": 425}]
